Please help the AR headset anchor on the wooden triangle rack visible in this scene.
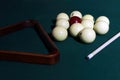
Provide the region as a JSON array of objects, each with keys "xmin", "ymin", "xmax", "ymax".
[{"xmin": 0, "ymin": 20, "xmax": 59, "ymax": 64}]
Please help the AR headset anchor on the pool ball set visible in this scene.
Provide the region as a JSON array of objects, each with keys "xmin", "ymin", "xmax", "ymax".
[
  {"xmin": 52, "ymin": 10, "xmax": 110, "ymax": 43},
  {"xmin": 0, "ymin": 10, "xmax": 119, "ymax": 64},
  {"xmin": 52, "ymin": 10, "xmax": 119, "ymax": 59}
]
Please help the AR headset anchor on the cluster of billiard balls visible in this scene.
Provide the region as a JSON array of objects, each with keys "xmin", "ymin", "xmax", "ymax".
[{"xmin": 52, "ymin": 10, "xmax": 110, "ymax": 43}]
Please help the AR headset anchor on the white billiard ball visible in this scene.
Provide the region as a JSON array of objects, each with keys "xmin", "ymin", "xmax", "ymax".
[
  {"xmin": 81, "ymin": 19, "xmax": 94, "ymax": 29},
  {"xmin": 70, "ymin": 10, "xmax": 82, "ymax": 18},
  {"xmin": 52, "ymin": 26, "xmax": 68, "ymax": 41},
  {"xmin": 94, "ymin": 21, "xmax": 109, "ymax": 35},
  {"xmin": 79, "ymin": 28, "xmax": 96, "ymax": 43},
  {"xmin": 82, "ymin": 14, "xmax": 94, "ymax": 23},
  {"xmin": 96, "ymin": 16, "xmax": 110, "ymax": 25},
  {"xmin": 56, "ymin": 12, "xmax": 69, "ymax": 20},
  {"xmin": 69, "ymin": 23, "xmax": 84, "ymax": 37},
  {"xmin": 56, "ymin": 19, "xmax": 70, "ymax": 29}
]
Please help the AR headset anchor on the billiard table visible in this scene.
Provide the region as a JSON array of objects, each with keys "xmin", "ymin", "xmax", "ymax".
[{"xmin": 0, "ymin": 0, "xmax": 120, "ymax": 80}]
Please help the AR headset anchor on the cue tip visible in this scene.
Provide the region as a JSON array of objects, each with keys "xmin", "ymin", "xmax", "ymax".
[{"xmin": 86, "ymin": 54, "xmax": 94, "ymax": 60}]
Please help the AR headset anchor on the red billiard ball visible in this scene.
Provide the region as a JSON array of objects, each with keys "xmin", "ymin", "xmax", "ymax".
[{"xmin": 69, "ymin": 16, "xmax": 82, "ymax": 25}]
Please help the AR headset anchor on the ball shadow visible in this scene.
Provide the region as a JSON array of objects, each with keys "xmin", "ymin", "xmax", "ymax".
[{"xmin": 50, "ymin": 19, "xmax": 56, "ymax": 30}]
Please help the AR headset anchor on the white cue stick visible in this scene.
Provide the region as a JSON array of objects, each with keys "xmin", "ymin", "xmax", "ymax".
[{"xmin": 87, "ymin": 32, "xmax": 120, "ymax": 60}]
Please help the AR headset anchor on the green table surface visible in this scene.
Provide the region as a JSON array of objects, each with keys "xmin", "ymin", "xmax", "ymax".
[{"xmin": 0, "ymin": 0, "xmax": 120, "ymax": 80}]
